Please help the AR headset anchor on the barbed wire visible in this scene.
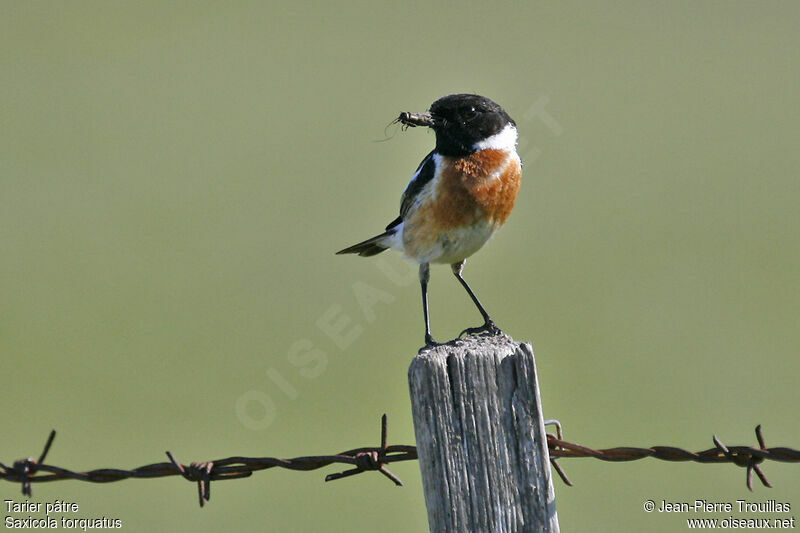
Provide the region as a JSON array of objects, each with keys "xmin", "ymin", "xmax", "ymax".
[
  {"xmin": 545, "ymin": 424, "xmax": 798, "ymax": 491},
  {"xmin": 0, "ymin": 415, "xmax": 414, "ymax": 507},
  {"xmin": 2, "ymin": 416, "xmax": 797, "ymax": 507}
]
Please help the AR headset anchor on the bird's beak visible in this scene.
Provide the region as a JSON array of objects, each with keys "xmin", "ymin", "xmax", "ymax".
[{"xmin": 397, "ymin": 111, "xmax": 436, "ymax": 128}]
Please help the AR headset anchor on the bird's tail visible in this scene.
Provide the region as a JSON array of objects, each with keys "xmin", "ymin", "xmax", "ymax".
[{"xmin": 336, "ymin": 230, "xmax": 396, "ymax": 257}]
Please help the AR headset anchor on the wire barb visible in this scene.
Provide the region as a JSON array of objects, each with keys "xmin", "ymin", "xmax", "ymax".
[
  {"xmin": 0, "ymin": 430, "xmax": 56, "ymax": 496},
  {"xmin": 325, "ymin": 414, "xmax": 404, "ymax": 486},
  {"xmin": 165, "ymin": 452, "xmax": 216, "ymax": 507},
  {"xmin": 712, "ymin": 425, "xmax": 772, "ymax": 491}
]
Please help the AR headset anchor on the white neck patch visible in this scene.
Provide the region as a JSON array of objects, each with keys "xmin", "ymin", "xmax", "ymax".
[{"xmin": 472, "ymin": 123, "xmax": 518, "ymax": 151}]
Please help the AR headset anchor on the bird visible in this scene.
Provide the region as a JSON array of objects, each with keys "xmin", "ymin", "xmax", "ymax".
[{"xmin": 337, "ymin": 94, "xmax": 521, "ymax": 347}]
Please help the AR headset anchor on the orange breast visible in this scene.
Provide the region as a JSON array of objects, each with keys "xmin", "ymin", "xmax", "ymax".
[{"xmin": 432, "ymin": 149, "xmax": 521, "ymax": 229}]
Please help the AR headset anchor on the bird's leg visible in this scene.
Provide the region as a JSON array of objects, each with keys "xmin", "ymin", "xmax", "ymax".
[
  {"xmin": 419, "ymin": 263, "xmax": 438, "ymax": 347},
  {"xmin": 452, "ymin": 260, "xmax": 502, "ymax": 337}
]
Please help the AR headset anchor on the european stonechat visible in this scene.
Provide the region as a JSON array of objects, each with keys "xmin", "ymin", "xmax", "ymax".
[{"xmin": 337, "ymin": 94, "xmax": 521, "ymax": 347}]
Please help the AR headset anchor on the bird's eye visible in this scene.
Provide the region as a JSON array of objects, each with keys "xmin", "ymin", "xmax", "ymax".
[{"xmin": 462, "ymin": 106, "xmax": 479, "ymax": 121}]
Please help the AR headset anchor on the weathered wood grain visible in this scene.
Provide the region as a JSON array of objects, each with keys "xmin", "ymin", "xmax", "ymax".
[{"xmin": 408, "ymin": 334, "xmax": 559, "ymax": 533}]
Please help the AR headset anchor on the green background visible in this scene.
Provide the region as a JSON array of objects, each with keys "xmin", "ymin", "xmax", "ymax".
[{"xmin": 2, "ymin": 2, "xmax": 798, "ymax": 531}]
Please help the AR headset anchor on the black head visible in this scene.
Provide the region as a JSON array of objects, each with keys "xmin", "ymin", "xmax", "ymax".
[{"xmin": 428, "ymin": 94, "xmax": 516, "ymax": 157}]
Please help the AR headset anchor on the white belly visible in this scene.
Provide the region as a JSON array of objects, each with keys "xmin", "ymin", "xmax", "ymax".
[{"xmin": 400, "ymin": 219, "xmax": 496, "ymax": 264}]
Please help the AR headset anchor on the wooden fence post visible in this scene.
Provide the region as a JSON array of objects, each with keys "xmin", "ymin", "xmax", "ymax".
[{"xmin": 408, "ymin": 334, "xmax": 559, "ymax": 533}]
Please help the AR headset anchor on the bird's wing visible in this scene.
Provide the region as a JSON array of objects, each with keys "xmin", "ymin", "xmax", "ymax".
[
  {"xmin": 398, "ymin": 150, "xmax": 436, "ymax": 221},
  {"xmin": 385, "ymin": 215, "xmax": 403, "ymax": 231}
]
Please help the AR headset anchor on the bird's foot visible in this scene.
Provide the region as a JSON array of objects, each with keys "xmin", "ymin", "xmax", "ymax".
[
  {"xmin": 419, "ymin": 333, "xmax": 440, "ymax": 352},
  {"xmin": 459, "ymin": 319, "xmax": 502, "ymax": 338}
]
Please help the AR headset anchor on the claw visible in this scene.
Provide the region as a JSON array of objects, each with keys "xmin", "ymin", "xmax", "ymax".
[
  {"xmin": 420, "ymin": 334, "xmax": 441, "ymax": 352},
  {"xmin": 459, "ymin": 320, "xmax": 502, "ymax": 338}
]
